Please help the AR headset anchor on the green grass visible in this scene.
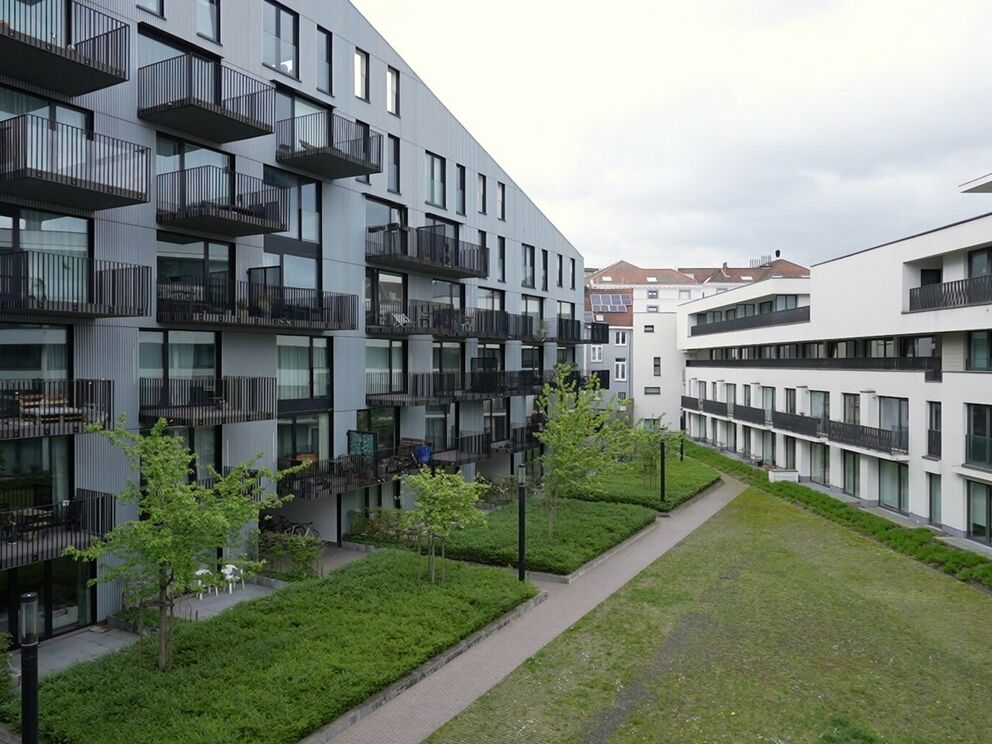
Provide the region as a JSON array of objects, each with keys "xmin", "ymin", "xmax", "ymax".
[
  {"xmin": 428, "ymin": 489, "xmax": 992, "ymax": 744},
  {"xmin": 1, "ymin": 550, "xmax": 535, "ymax": 744},
  {"xmin": 575, "ymin": 456, "xmax": 721, "ymax": 511},
  {"xmin": 350, "ymin": 498, "xmax": 658, "ymax": 575}
]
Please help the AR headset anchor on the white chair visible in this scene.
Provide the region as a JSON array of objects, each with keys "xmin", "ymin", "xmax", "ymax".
[
  {"xmin": 193, "ymin": 568, "xmax": 217, "ymax": 600},
  {"xmin": 221, "ymin": 564, "xmax": 245, "ymax": 594}
]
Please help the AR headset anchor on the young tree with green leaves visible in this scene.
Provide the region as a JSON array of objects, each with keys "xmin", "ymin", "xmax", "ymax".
[
  {"xmin": 403, "ymin": 467, "xmax": 488, "ymax": 583},
  {"xmin": 536, "ymin": 365, "xmax": 627, "ymax": 539},
  {"xmin": 67, "ymin": 418, "xmax": 303, "ymax": 671}
]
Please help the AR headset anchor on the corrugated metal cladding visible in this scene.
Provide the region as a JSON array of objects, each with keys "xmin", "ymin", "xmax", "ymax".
[{"xmin": 1, "ymin": 0, "xmax": 586, "ymax": 625}]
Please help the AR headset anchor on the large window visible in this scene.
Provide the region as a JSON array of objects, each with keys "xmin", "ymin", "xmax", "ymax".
[
  {"xmin": 0, "ymin": 324, "xmax": 68, "ymax": 380},
  {"xmin": 196, "ymin": 0, "xmax": 219, "ymax": 41},
  {"xmin": 0, "ymin": 206, "xmax": 90, "ymax": 302},
  {"xmin": 277, "ymin": 336, "xmax": 329, "ymax": 402},
  {"xmin": 969, "ymin": 247, "xmax": 992, "ymax": 278},
  {"xmin": 879, "ymin": 460, "xmax": 909, "ymax": 513},
  {"xmin": 156, "ymin": 135, "xmax": 230, "ymax": 176},
  {"xmin": 354, "ymin": 49, "xmax": 370, "ymax": 100},
  {"xmin": 425, "ymin": 152, "xmax": 446, "ymax": 208},
  {"xmin": 426, "ymin": 403, "xmax": 456, "ymax": 451},
  {"xmin": 156, "ymin": 232, "xmax": 230, "ymax": 285},
  {"xmin": 139, "ymin": 330, "xmax": 216, "ymax": 380},
  {"xmin": 316, "ymin": 28, "xmax": 332, "ymax": 93},
  {"xmin": 477, "ymin": 173, "xmax": 487, "ymax": 214},
  {"xmin": 278, "ymin": 414, "xmax": 330, "ymax": 463},
  {"xmin": 556, "ymin": 255, "xmax": 564, "ymax": 288},
  {"xmin": 387, "ymin": 135, "xmax": 400, "ymax": 194},
  {"xmin": 785, "ymin": 388, "xmax": 796, "ymax": 414},
  {"xmin": 878, "ymin": 396, "xmax": 908, "ymax": 449},
  {"xmin": 843, "ymin": 451, "xmax": 859, "ymax": 497},
  {"xmin": 357, "ymin": 408, "xmax": 398, "ymax": 456},
  {"xmin": 968, "ymin": 480, "xmax": 991, "ymax": 544},
  {"xmin": 263, "ymin": 0, "xmax": 297, "ymax": 78},
  {"xmin": 477, "ymin": 288, "xmax": 504, "ymax": 311},
  {"xmin": 968, "ymin": 331, "xmax": 991, "ymax": 370},
  {"xmin": 483, "ymin": 399, "xmax": 508, "ymax": 442},
  {"xmin": 386, "ymin": 67, "xmax": 400, "ymax": 115},
  {"xmin": 809, "ymin": 390, "xmax": 829, "ymax": 421},
  {"xmin": 810, "ymin": 442, "xmax": 829, "ymax": 486},
  {"xmin": 432, "ymin": 341, "xmax": 463, "ymax": 375},
  {"xmin": 365, "ymin": 339, "xmax": 405, "ymax": 392},
  {"xmin": 0, "ymin": 436, "xmax": 70, "ymax": 511},
  {"xmin": 929, "ymin": 474, "xmax": 941, "ymax": 526},
  {"xmin": 928, "ymin": 401, "xmax": 942, "ymax": 458},
  {"xmin": 843, "ymin": 393, "xmax": 860, "ymax": 424},
  {"xmin": 521, "ymin": 244, "xmax": 535, "ymax": 288},
  {"xmin": 521, "ymin": 295, "xmax": 543, "ymax": 329},
  {"xmin": 263, "ymin": 167, "xmax": 320, "ymax": 243},
  {"xmin": 968, "ymin": 404, "xmax": 992, "ymax": 467}
]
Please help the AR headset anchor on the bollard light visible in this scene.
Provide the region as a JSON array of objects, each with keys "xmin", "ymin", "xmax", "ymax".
[{"xmin": 19, "ymin": 592, "xmax": 38, "ymax": 646}]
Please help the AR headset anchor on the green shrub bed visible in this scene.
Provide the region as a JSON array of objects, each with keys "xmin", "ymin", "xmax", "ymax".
[
  {"xmin": 685, "ymin": 441, "xmax": 992, "ymax": 590},
  {"xmin": 0, "ymin": 550, "xmax": 535, "ymax": 744},
  {"xmin": 575, "ymin": 457, "xmax": 721, "ymax": 511}
]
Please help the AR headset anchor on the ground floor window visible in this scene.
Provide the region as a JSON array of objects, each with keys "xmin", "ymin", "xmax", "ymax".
[
  {"xmin": 0, "ymin": 557, "xmax": 93, "ymax": 645},
  {"xmin": 968, "ymin": 480, "xmax": 990, "ymax": 544},
  {"xmin": 928, "ymin": 473, "xmax": 941, "ymax": 526},
  {"xmin": 879, "ymin": 460, "xmax": 909, "ymax": 514},
  {"xmin": 784, "ymin": 436, "xmax": 795, "ymax": 469},
  {"xmin": 843, "ymin": 451, "xmax": 859, "ymax": 497},
  {"xmin": 726, "ymin": 422, "xmax": 737, "ymax": 453},
  {"xmin": 761, "ymin": 431, "xmax": 775, "ymax": 466},
  {"xmin": 741, "ymin": 426, "xmax": 751, "ymax": 458},
  {"xmin": 810, "ymin": 443, "xmax": 829, "ymax": 486}
]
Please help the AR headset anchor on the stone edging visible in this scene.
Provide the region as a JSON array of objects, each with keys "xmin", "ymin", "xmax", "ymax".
[
  {"xmin": 297, "ymin": 590, "xmax": 549, "ymax": 743},
  {"xmin": 657, "ymin": 476, "xmax": 725, "ymax": 519}
]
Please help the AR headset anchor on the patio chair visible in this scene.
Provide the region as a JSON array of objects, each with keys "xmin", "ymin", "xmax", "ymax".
[
  {"xmin": 221, "ymin": 564, "xmax": 245, "ymax": 594},
  {"xmin": 193, "ymin": 568, "xmax": 217, "ymax": 600}
]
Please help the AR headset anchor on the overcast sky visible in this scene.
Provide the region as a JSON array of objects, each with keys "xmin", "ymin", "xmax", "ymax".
[{"xmin": 352, "ymin": 0, "xmax": 992, "ymax": 270}]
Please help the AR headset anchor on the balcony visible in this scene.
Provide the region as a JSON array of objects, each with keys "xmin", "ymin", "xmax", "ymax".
[
  {"xmin": 365, "ymin": 299, "xmax": 471, "ymax": 338},
  {"xmin": 691, "ymin": 305, "xmax": 810, "ymax": 336},
  {"xmin": 506, "ymin": 370, "xmax": 546, "ymax": 396},
  {"xmin": 681, "ymin": 395, "xmax": 700, "ymax": 411},
  {"xmin": 731, "ymin": 403, "xmax": 767, "ymax": 425},
  {"xmin": 0, "ymin": 489, "xmax": 115, "ymax": 571},
  {"xmin": 772, "ymin": 410, "xmax": 821, "ymax": 437},
  {"xmin": 277, "ymin": 454, "xmax": 380, "ymax": 500},
  {"xmin": 702, "ymin": 399, "xmax": 728, "ymax": 416},
  {"xmin": 966, "ymin": 435, "xmax": 992, "ymax": 469},
  {"xmin": 0, "ymin": 116, "xmax": 150, "ymax": 211},
  {"xmin": 158, "ymin": 276, "xmax": 357, "ymax": 331},
  {"xmin": 910, "ymin": 275, "xmax": 992, "ymax": 312},
  {"xmin": 927, "ymin": 429, "xmax": 941, "ymax": 459},
  {"xmin": 827, "ymin": 421, "xmax": 908, "ymax": 454},
  {"xmin": 0, "ymin": 379, "xmax": 112, "ymax": 441},
  {"xmin": 509, "ymin": 424, "xmax": 541, "ymax": 452},
  {"xmin": 276, "ymin": 111, "xmax": 382, "ymax": 180},
  {"xmin": 0, "ymin": 251, "xmax": 149, "ymax": 318},
  {"xmin": 366, "ymin": 225, "xmax": 489, "ymax": 280},
  {"xmin": 686, "ymin": 356, "xmax": 941, "ymax": 376},
  {"xmin": 432, "ymin": 431, "xmax": 492, "ymax": 466},
  {"xmin": 138, "ymin": 54, "xmax": 274, "ymax": 143},
  {"xmin": 138, "ymin": 376, "xmax": 276, "ymax": 427},
  {"xmin": 0, "ymin": 0, "xmax": 128, "ymax": 96},
  {"xmin": 471, "ymin": 310, "xmax": 535, "ymax": 341},
  {"xmin": 156, "ymin": 166, "xmax": 288, "ymax": 237}
]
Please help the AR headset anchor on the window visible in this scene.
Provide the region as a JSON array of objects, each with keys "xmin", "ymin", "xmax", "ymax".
[
  {"xmin": 644, "ymin": 387, "xmax": 660, "ymax": 395},
  {"xmin": 614, "ymin": 358, "xmax": 628, "ymax": 382},
  {"xmin": 483, "ymin": 399, "xmax": 509, "ymax": 443},
  {"xmin": 0, "ymin": 207, "xmax": 90, "ymax": 300},
  {"xmin": 927, "ymin": 401, "xmax": 941, "ymax": 458},
  {"xmin": 387, "ymin": 66, "xmax": 400, "ymax": 115},
  {"xmin": 644, "ymin": 325, "xmax": 655, "ymax": 333},
  {"xmin": 647, "ymin": 289, "xmax": 658, "ymax": 299},
  {"xmin": 618, "ymin": 392, "xmax": 628, "ymax": 401},
  {"xmin": 137, "ymin": 0, "xmax": 163, "ymax": 15},
  {"xmin": 316, "ymin": 28, "xmax": 332, "ymax": 93},
  {"xmin": 809, "ymin": 390, "xmax": 829, "ymax": 421},
  {"xmin": 879, "ymin": 396, "xmax": 909, "ymax": 449},
  {"xmin": 678, "ymin": 289, "xmax": 692, "ymax": 300},
  {"xmin": 277, "ymin": 336, "xmax": 330, "ymax": 401},
  {"xmin": 196, "ymin": 0, "xmax": 219, "ymax": 41},
  {"xmin": 354, "ymin": 48, "xmax": 370, "ymax": 100},
  {"xmin": 810, "ymin": 443, "xmax": 829, "ymax": 486},
  {"xmin": 139, "ymin": 330, "xmax": 217, "ymax": 381},
  {"xmin": 647, "ymin": 305, "xmax": 658, "ymax": 313},
  {"xmin": 355, "ymin": 120, "xmax": 371, "ymax": 184},
  {"xmin": 387, "ymin": 135, "xmax": 400, "ymax": 193},
  {"xmin": 784, "ymin": 436, "xmax": 796, "ymax": 469},
  {"xmin": 366, "ymin": 339, "xmax": 406, "ymax": 392},
  {"xmin": 477, "ymin": 287, "xmax": 504, "ymax": 311},
  {"xmin": 264, "ymin": 167, "xmax": 320, "ymax": 242},
  {"xmin": 521, "ymin": 295, "xmax": 543, "ymax": 329},
  {"xmin": 521, "ymin": 244, "xmax": 535, "ymax": 288},
  {"xmin": 785, "ymin": 388, "xmax": 796, "ymax": 414},
  {"xmin": 497, "ymin": 182, "xmax": 505, "ymax": 220},
  {"xmin": 843, "ymin": 393, "xmax": 860, "ymax": 424},
  {"xmin": 967, "ymin": 404, "xmax": 992, "ymax": 468},
  {"xmin": 556, "ymin": 255, "xmax": 563, "ymax": 287},
  {"xmin": 968, "ymin": 331, "xmax": 991, "ymax": 370},
  {"xmin": 456, "ymin": 164, "xmax": 466, "ymax": 215},
  {"xmin": 653, "ymin": 357, "xmax": 661, "ymax": 376},
  {"xmin": 156, "ymin": 134, "xmax": 230, "ymax": 176},
  {"xmin": 156, "ymin": 232, "xmax": 230, "ymax": 287},
  {"xmin": 761, "ymin": 386, "xmax": 775, "ymax": 414},
  {"xmin": 590, "ymin": 346, "xmax": 603, "ymax": 363},
  {"xmin": 497, "ymin": 237, "xmax": 506, "ymax": 282},
  {"xmin": 614, "ymin": 330, "xmax": 627, "ymax": 346},
  {"xmin": 879, "ymin": 461, "xmax": 909, "ymax": 513},
  {"xmin": 541, "ymin": 249, "xmax": 548, "ymax": 291},
  {"xmin": 843, "ymin": 451, "xmax": 859, "ymax": 497},
  {"xmin": 425, "ymin": 152, "xmax": 446, "ymax": 208},
  {"xmin": 477, "ymin": 174, "xmax": 487, "ymax": 214},
  {"xmin": 968, "ymin": 480, "xmax": 990, "ymax": 543},
  {"xmin": 928, "ymin": 474, "xmax": 941, "ymax": 526},
  {"xmin": 263, "ymin": 1, "xmax": 298, "ymax": 78},
  {"xmin": 774, "ymin": 295, "xmax": 798, "ymax": 311},
  {"xmin": 570, "ymin": 258, "xmax": 576, "ymax": 289},
  {"xmin": 969, "ymin": 247, "xmax": 992, "ymax": 278},
  {"xmin": 278, "ymin": 414, "xmax": 331, "ymax": 464}
]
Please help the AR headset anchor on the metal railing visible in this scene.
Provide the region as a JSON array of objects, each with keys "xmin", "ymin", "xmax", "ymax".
[
  {"xmin": 0, "ymin": 115, "xmax": 150, "ymax": 206},
  {"xmin": 0, "ymin": 379, "xmax": 112, "ymax": 440},
  {"xmin": 277, "ymin": 454, "xmax": 380, "ymax": 500},
  {"xmin": 732, "ymin": 403, "xmax": 767, "ymax": 425},
  {"xmin": 966, "ymin": 434, "xmax": 992, "ymax": 468},
  {"xmin": 0, "ymin": 488, "xmax": 115, "ymax": 571},
  {"xmin": 366, "ymin": 224, "xmax": 490, "ymax": 278},
  {"xmin": 276, "ymin": 110, "xmax": 382, "ymax": 173},
  {"xmin": 158, "ymin": 276, "xmax": 356, "ymax": 330},
  {"xmin": 156, "ymin": 166, "xmax": 288, "ymax": 233},
  {"xmin": 470, "ymin": 309, "xmax": 535, "ymax": 340},
  {"xmin": 927, "ymin": 429, "xmax": 941, "ymax": 458},
  {"xmin": 686, "ymin": 356, "xmax": 941, "ymax": 374},
  {"xmin": 691, "ymin": 305, "xmax": 810, "ymax": 336},
  {"xmin": 556, "ymin": 317, "xmax": 582, "ymax": 343},
  {"xmin": 827, "ymin": 421, "xmax": 908, "ymax": 454},
  {"xmin": 681, "ymin": 395, "xmax": 700, "ymax": 410},
  {"xmin": 772, "ymin": 410, "xmax": 821, "ymax": 437},
  {"xmin": 432, "ymin": 431, "xmax": 492, "ymax": 464},
  {"xmin": 0, "ymin": 0, "xmax": 129, "ymax": 84},
  {"xmin": 138, "ymin": 376, "xmax": 276, "ymax": 426},
  {"xmin": 138, "ymin": 54, "xmax": 274, "ymax": 132},
  {"xmin": 910, "ymin": 275, "xmax": 992, "ymax": 312},
  {"xmin": 0, "ymin": 250, "xmax": 149, "ymax": 317},
  {"xmin": 702, "ymin": 399, "xmax": 728, "ymax": 416},
  {"xmin": 510, "ymin": 424, "xmax": 541, "ymax": 452}
]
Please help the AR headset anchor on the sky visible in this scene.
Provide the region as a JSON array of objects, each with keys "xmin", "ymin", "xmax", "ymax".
[{"xmin": 351, "ymin": 0, "xmax": 992, "ymax": 270}]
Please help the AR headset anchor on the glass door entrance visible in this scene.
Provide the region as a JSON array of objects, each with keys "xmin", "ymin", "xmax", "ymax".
[{"xmin": 1, "ymin": 557, "xmax": 92, "ymax": 646}]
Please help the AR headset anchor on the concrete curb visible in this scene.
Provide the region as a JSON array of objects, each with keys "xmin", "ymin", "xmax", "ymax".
[
  {"xmin": 297, "ymin": 590, "xmax": 549, "ymax": 743},
  {"xmin": 657, "ymin": 476, "xmax": 725, "ymax": 519}
]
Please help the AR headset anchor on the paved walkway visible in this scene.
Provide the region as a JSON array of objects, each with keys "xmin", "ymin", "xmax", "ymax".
[{"xmin": 330, "ymin": 476, "xmax": 747, "ymax": 744}]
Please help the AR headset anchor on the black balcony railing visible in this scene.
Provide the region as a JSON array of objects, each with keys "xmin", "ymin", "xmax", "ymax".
[
  {"xmin": 0, "ymin": 251, "xmax": 149, "ymax": 318},
  {"xmin": 139, "ymin": 376, "xmax": 276, "ymax": 427},
  {"xmin": 927, "ymin": 429, "xmax": 941, "ymax": 459},
  {"xmin": 772, "ymin": 410, "xmax": 821, "ymax": 437},
  {"xmin": 966, "ymin": 434, "xmax": 992, "ymax": 469},
  {"xmin": 691, "ymin": 305, "xmax": 810, "ymax": 336},
  {"xmin": 277, "ymin": 454, "xmax": 380, "ymax": 500},
  {"xmin": 732, "ymin": 403, "xmax": 767, "ymax": 425},
  {"xmin": 158, "ymin": 276, "xmax": 356, "ymax": 331},
  {"xmin": 366, "ymin": 224, "xmax": 489, "ymax": 280},
  {"xmin": 138, "ymin": 54, "xmax": 275, "ymax": 142},
  {"xmin": 681, "ymin": 395, "xmax": 700, "ymax": 410},
  {"xmin": 433, "ymin": 431, "xmax": 492, "ymax": 465},
  {"xmin": 156, "ymin": 166, "xmax": 288, "ymax": 237},
  {"xmin": 276, "ymin": 110, "xmax": 383, "ymax": 179},
  {"xmin": 506, "ymin": 370, "xmax": 546, "ymax": 396},
  {"xmin": 0, "ymin": 488, "xmax": 115, "ymax": 571},
  {"xmin": 365, "ymin": 299, "xmax": 472, "ymax": 337},
  {"xmin": 910, "ymin": 275, "xmax": 992, "ymax": 312},
  {"xmin": 827, "ymin": 421, "xmax": 908, "ymax": 454},
  {"xmin": 0, "ymin": 0, "xmax": 128, "ymax": 95},
  {"xmin": 509, "ymin": 424, "xmax": 541, "ymax": 452},
  {"xmin": 0, "ymin": 115, "xmax": 150, "ymax": 210},
  {"xmin": 0, "ymin": 379, "xmax": 112, "ymax": 441},
  {"xmin": 556, "ymin": 317, "xmax": 582, "ymax": 344},
  {"xmin": 686, "ymin": 356, "xmax": 941, "ymax": 376},
  {"xmin": 702, "ymin": 399, "xmax": 728, "ymax": 416},
  {"xmin": 585, "ymin": 322, "xmax": 610, "ymax": 344},
  {"xmin": 471, "ymin": 310, "xmax": 535, "ymax": 341}
]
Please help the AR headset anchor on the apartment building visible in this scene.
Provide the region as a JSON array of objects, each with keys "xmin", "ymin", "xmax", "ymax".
[
  {"xmin": 0, "ymin": 0, "xmax": 588, "ymax": 643},
  {"xmin": 679, "ymin": 208, "xmax": 992, "ymax": 546},
  {"xmin": 586, "ymin": 258, "xmax": 808, "ymax": 429}
]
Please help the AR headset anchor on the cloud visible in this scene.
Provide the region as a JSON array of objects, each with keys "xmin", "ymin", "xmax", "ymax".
[{"xmin": 352, "ymin": 0, "xmax": 992, "ymax": 269}]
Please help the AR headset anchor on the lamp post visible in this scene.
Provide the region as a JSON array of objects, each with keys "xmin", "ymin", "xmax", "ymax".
[
  {"xmin": 659, "ymin": 438, "xmax": 667, "ymax": 506},
  {"xmin": 19, "ymin": 592, "xmax": 39, "ymax": 744},
  {"xmin": 517, "ymin": 467, "xmax": 526, "ymax": 582}
]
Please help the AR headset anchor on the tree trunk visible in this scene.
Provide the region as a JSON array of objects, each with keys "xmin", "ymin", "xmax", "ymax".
[
  {"xmin": 157, "ymin": 586, "xmax": 169, "ymax": 672},
  {"xmin": 441, "ymin": 540, "xmax": 446, "ymax": 583},
  {"xmin": 428, "ymin": 537, "xmax": 436, "ymax": 583}
]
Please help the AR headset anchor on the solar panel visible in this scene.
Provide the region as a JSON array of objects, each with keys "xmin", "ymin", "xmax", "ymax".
[{"xmin": 590, "ymin": 294, "xmax": 630, "ymax": 313}]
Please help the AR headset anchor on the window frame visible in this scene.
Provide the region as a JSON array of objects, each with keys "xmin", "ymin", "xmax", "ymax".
[
  {"xmin": 477, "ymin": 173, "xmax": 487, "ymax": 214},
  {"xmin": 386, "ymin": 66, "xmax": 400, "ymax": 115},
  {"xmin": 196, "ymin": 0, "xmax": 220, "ymax": 42},
  {"xmin": 136, "ymin": 0, "xmax": 164, "ymax": 17},
  {"xmin": 590, "ymin": 345, "xmax": 603, "ymax": 363},
  {"xmin": 387, "ymin": 134, "xmax": 401, "ymax": 194},
  {"xmin": 354, "ymin": 48, "xmax": 370, "ymax": 101},
  {"xmin": 425, "ymin": 152, "xmax": 446, "ymax": 209},
  {"xmin": 316, "ymin": 27, "xmax": 333, "ymax": 94},
  {"xmin": 614, "ymin": 357, "xmax": 628, "ymax": 382},
  {"xmin": 497, "ymin": 181, "xmax": 506, "ymax": 220},
  {"xmin": 262, "ymin": 0, "xmax": 298, "ymax": 80}
]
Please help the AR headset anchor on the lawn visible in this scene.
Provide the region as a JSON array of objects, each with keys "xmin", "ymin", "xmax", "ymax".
[
  {"xmin": 350, "ymin": 498, "xmax": 658, "ymax": 575},
  {"xmin": 1, "ymin": 550, "xmax": 536, "ymax": 744},
  {"xmin": 428, "ymin": 488, "xmax": 992, "ymax": 744},
  {"xmin": 576, "ymin": 456, "xmax": 721, "ymax": 511}
]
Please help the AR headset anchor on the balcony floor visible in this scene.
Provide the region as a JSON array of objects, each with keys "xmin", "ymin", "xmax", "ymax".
[
  {"xmin": 139, "ymin": 101, "xmax": 272, "ymax": 143},
  {"xmin": 365, "ymin": 254, "xmax": 488, "ymax": 281},
  {"xmin": 0, "ymin": 412, "xmax": 110, "ymax": 441},
  {"xmin": 0, "ymin": 172, "xmax": 148, "ymax": 212},
  {"xmin": 0, "ymin": 33, "xmax": 126, "ymax": 96},
  {"xmin": 157, "ymin": 206, "xmax": 286, "ymax": 237},
  {"xmin": 277, "ymin": 146, "xmax": 380, "ymax": 180}
]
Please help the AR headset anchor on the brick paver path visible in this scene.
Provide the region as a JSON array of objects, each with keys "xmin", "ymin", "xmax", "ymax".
[{"xmin": 330, "ymin": 477, "xmax": 747, "ymax": 744}]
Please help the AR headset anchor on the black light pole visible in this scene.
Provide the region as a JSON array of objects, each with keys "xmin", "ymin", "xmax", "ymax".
[
  {"xmin": 19, "ymin": 592, "xmax": 39, "ymax": 744},
  {"xmin": 517, "ymin": 468, "xmax": 526, "ymax": 582},
  {"xmin": 659, "ymin": 439, "xmax": 667, "ymax": 506},
  {"xmin": 680, "ymin": 436, "xmax": 685, "ymax": 461}
]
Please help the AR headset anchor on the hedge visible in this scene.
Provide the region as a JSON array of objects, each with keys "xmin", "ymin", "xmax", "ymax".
[{"xmin": 684, "ymin": 441, "xmax": 992, "ymax": 591}]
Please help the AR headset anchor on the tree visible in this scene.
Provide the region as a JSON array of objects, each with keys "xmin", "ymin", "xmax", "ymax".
[
  {"xmin": 67, "ymin": 417, "xmax": 303, "ymax": 671},
  {"xmin": 629, "ymin": 424, "xmax": 664, "ymax": 487},
  {"xmin": 403, "ymin": 467, "xmax": 488, "ymax": 583},
  {"xmin": 535, "ymin": 365, "xmax": 627, "ymax": 539}
]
